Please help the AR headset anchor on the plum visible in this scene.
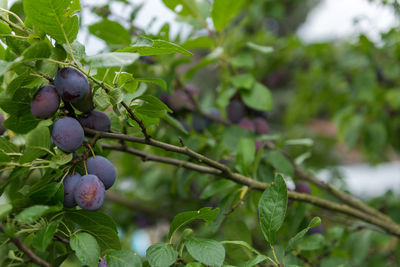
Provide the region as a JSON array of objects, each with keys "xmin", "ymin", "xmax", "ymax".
[
  {"xmin": 98, "ymin": 258, "xmax": 108, "ymax": 267},
  {"xmin": 254, "ymin": 117, "xmax": 270, "ymax": 134},
  {"xmin": 71, "ymin": 84, "xmax": 94, "ymax": 113},
  {"xmin": 52, "ymin": 117, "xmax": 84, "ymax": 152},
  {"xmin": 192, "ymin": 114, "xmax": 209, "ymax": 133},
  {"xmin": 78, "ymin": 110, "xmax": 110, "ymax": 132},
  {"xmin": 54, "ymin": 67, "xmax": 89, "ymax": 103},
  {"xmin": 74, "ymin": 174, "xmax": 105, "ymax": 211},
  {"xmin": 227, "ymin": 100, "xmax": 245, "ymax": 123},
  {"xmin": 0, "ymin": 112, "xmax": 6, "ymax": 135},
  {"xmin": 63, "ymin": 172, "xmax": 82, "ymax": 208},
  {"xmin": 167, "ymin": 90, "xmax": 194, "ymax": 112},
  {"xmin": 308, "ymin": 223, "xmax": 324, "ymax": 235},
  {"xmin": 87, "ymin": 156, "xmax": 116, "ymax": 190},
  {"xmin": 30, "ymin": 85, "xmax": 60, "ymax": 119},
  {"xmin": 239, "ymin": 118, "xmax": 255, "ymax": 132},
  {"xmin": 295, "ymin": 182, "xmax": 312, "ymax": 195}
]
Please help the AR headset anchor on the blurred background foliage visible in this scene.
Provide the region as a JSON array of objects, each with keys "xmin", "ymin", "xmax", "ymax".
[{"xmin": 3, "ymin": 0, "xmax": 400, "ymax": 266}]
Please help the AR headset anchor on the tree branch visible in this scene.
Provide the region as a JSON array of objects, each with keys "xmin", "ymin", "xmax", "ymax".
[
  {"xmin": 98, "ymin": 141, "xmax": 400, "ymax": 236},
  {"xmin": 0, "ymin": 225, "xmax": 51, "ymax": 267}
]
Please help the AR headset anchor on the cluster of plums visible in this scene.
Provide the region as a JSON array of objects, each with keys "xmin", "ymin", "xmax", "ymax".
[
  {"xmin": 162, "ymin": 86, "xmax": 270, "ymax": 144},
  {"xmin": 63, "ymin": 155, "xmax": 116, "ymax": 211},
  {"xmin": 29, "ymin": 67, "xmax": 116, "ymax": 211}
]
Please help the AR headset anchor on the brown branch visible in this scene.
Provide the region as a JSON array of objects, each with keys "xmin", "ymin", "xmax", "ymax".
[
  {"xmin": 98, "ymin": 141, "xmax": 400, "ymax": 236},
  {"xmin": 264, "ymin": 141, "xmax": 394, "ymax": 224},
  {"xmin": 54, "ymin": 234, "xmax": 69, "ymax": 245},
  {"xmin": 0, "ymin": 225, "xmax": 51, "ymax": 267}
]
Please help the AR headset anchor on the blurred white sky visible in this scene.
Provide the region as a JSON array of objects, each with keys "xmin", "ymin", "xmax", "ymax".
[{"xmin": 77, "ymin": 0, "xmax": 399, "ymax": 54}]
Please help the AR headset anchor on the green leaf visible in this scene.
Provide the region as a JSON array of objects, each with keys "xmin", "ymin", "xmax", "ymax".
[
  {"xmin": 232, "ymin": 73, "xmax": 255, "ymax": 89},
  {"xmin": 109, "ymin": 88, "xmax": 124, "ymax": 105},
  {"xmin": 212, "ymin": 0, "xmax": 244, "ymax": 31},
  {"xmin": 0, "ymin": 203, "xmax": 12, "ymax": 219},
  {"xmin": 32, "ymin": 219, "xmax": 60, "ymax": 251},
  {"xmin": 163, "ymin": 114, "xmax": 188, "ymax": 135},
  {"xmin": 240, "ymin": 255, "xmax": 268, "ymax": 267},
  {"xmin": 16, "ymin": 205, "xmax": 59, "ymax": 224},
  {"xmin": 0, "ymin": 137, "xmax": 18, "ymax": 153},
  {"xmin": 118, "ymin": 37, "xmax": 192, "ymax": 56},
  {"xmin": 136, "ymin": 78, "xmax": 167, "ymax": 91},
  {"xmin": 133, "ymin": 95, "xmax": 172, "ymax": 118},
  {"xmin": 241, "ymin": 82, "xmax": 273, "ymax": 111},
  {"xmin": 70, "ymin": 232, "xmax": 100, "ymax": 267},
  {"xmin": 186, "ymin": 238, "xmax": 225, "ymax": 267},
  {"xmin": 285, "ymin": 216, "xmax": 321, "ymax": 253},
  {"xmin": 106, "ymin": 250, "xmax": 142, "ymax": 267},
  {"xmin": 117, "ymin": 72, "xmax": 138, "ymax": 93},
  {"xmin": 22, "ymin": 41, "xmax": 51, "ymax": 59},
  {"xmin": 23, "ymin": 0, "xmax": 79, "ymax": 44},
  {"xmin": 64, "ymin": 40, "xmax": 86, "ymax": 61},
  {"xmin": 200, "ymin": 180, "xmax": 236, "ymax": 200},
  {"xmin": 20, "ymin": 126, "xmax": 51, "ymax": 163},
  {"xmin": 258, "ymin": 175, "xmax": 288, "ymax": 244},
  {"xmin": 29, "ymin": 182, "xmax": 61, "ymax": 204},
  {"xmin": 246, "ymin": 42, "xmax": 273, "ymax": 54},
  {"xmin": 162, "ymin": 0, "xmax": 199, "ymax": 17},
  {"xmin": 146, "ymin": 242, "xmax": 178, "ymax": 267},
  {"xmin": 220, "ymin": 240, "xmax": 261, "ymax": 255},
  {"xmin": 0, "ymin": 21, "xmax": 11, "ymax": 34},
  {"xmin": 84, "ymin": 52, "xmax": 139, "ymax": 68},
  {"xmin": 231, "ymin": 53, "xmax": 254, "ymax": 69},
  {"xmin": 182, "ymin": 36, "xmax": 214, "ymax": 50},
  {"xmin": 3, "ymin": 113, "xmax": 39, "ymax": 134},
  {"xmin": 265, "ymin": 151, "xmax": 294, "ymax": 177},
  {"xmin": 168, "ymin": 207, "xmax": 220, "ymax": 240},
  {"xmin": 65, "ymin": 0, "xmax": 81, "ymax": 16},
  {"xmin": 297, "ymin": 234, "xmax": 324, "ymax": 251},
  {"xmin": 65, "ymin": 210, "xmax": 120, "ymax": 251},
  {"xmin": 0, "ymin": 60, "xmax": 13, "ymax": 76},
  {"xmin": 89, "ymin": 19, "xmax": 131, "ymax": 45},
  {"xmin": 236, "ymin": 138, "xmax": 255, "ymax": 175}
]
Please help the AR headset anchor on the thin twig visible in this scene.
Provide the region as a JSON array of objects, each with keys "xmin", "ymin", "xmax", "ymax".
[
  {"xmin": 98, "ymin": 141, "xmax": 400, "ymax": 236},
  {"xmin": 0, "ymin": 225, "xmax": 51, "ymax": 267}
]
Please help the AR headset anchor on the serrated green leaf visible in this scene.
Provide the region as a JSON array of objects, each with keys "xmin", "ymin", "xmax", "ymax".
[
  {"xmin": 89, "ymin": 19, "xmax": 131, "ymax": 45},
  {"xmin": 32, "ymin": 219, "xmax": 60, "ymax": 251},
  {"xmin": 146, "ymin": 242, "xmax": 177, "ymax": 267},
  {"xmin": 186, "ymin": 238, "xmax": 225, "ymax": 267},
  {"xmin": 23, "ymin": 0, "xmax": 79, "ymax": 44},
  {"xmin": 258, "ymin": 175, "xmax": 288, "ymax": 244},
  {"xmin": 168, "ymin": 207, "xmax": 219, "ymax": 240},
  {"xmin": 118, "ymin": 37, "xmax": 192, "ymax": 56},
  {"xmin": 70, "ymin": 232, "xmax": 100, "ymax": 267},
  {"xmin": 106, "ymin": 250, "xmax": 142, "ymax": 267},
  {"xmin": 84, "ymin": 52, "xmax": 139, "ymax": 68},
  {"xmin": 22, "ymin": 41, "xmax": 51, "ymax": 59}
]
